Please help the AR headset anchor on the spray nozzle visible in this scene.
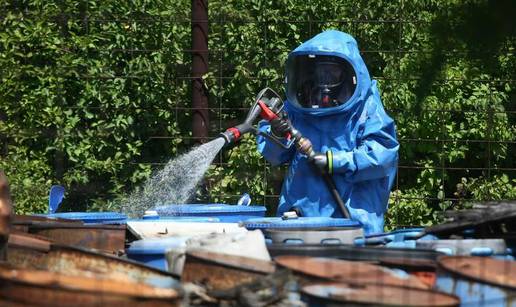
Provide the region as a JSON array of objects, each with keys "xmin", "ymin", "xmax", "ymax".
[
  {"xmin": 219, "ymin": 128, "xmax": 241, "ymax": 146},
  {"xmin": 219, "ymin": 88, "xmax": 284, "ymax": 148}
]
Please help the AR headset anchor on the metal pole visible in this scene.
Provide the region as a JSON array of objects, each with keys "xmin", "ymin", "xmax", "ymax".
[{"xmin": 191, "ymin": 0, "xmax": 209, "ymax": 143}]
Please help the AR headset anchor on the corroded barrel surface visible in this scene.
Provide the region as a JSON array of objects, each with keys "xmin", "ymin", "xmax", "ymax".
[
  {"xmin": 7, "ymin": 232, "xmax": 179, "ymax": 288},
  {"xmin": 436, "ymin": 256, "xmax": 516, "ymax": 306},
  {"xmin": 28, "ymin": 222, "xmax": 126, "ymax": 254},
  {"xmin": 275, "ymin": 255, "xmax": 429, "ymax": 289},
  {"xmin": 0, "ymin": 263, "xmax": 180, "ymax": 306},
  {"xmin": 302, "ymin": 282, "xmax": 459, "ymax": 306},
  {"xmin": 182, "ymin": 250, "xmax": 275, "ymax": 290}
]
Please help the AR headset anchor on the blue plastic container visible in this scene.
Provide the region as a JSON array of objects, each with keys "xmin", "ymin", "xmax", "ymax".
[
  {"xmin": 44, "ymin": 212, "xmax": 127, "ymax": 224},
  {"xmin": 154, "ymin": 204, "xmax": 266, "ymax": 222},
  {"xmin": 126, "ymin": 237, "xmax": 188, "ymax": 271},
  {"xmin": 242, "ymin": 217, "xmax": 362, "ymax": 230}
]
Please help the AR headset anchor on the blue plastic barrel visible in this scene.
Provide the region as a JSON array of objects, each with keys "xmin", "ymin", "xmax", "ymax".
[
  {"xmin": 242, "ymin": 217, "xmax": 362, "ymax": 230},
  {"xmin": 44, "ymin": 212, "xmax": 127, "ymax": 224},
  {"xmin": 126, "ymin": 237, "xmax": 188, "ymax": 271},
  {"xmin": 154, "ymin": 204, "xmax": 266, "ymax": 222}
]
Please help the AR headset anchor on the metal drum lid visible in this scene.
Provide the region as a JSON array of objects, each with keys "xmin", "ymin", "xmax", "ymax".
[
  {"xmin": 14, "ymin": 214, "xmax": 82, "ymax": 224},
  {"xmin": 275, "ymin": 255, "xmax": 428, "ymax": 289},
  {"xmin": 44, "ymin": 212, "xmax": 127, "ymax": 224},
  {"xmin": 185, "ymin": 249, "xmax": 275, "ymax": 274},
  {"xmin": 439, "ymin": 256, "xmax": 516, "ymax": 289},
  {"xmin": 302, "ymin": 283, "xmax": 460, "ymax": 306},
  {"xmin": 243, "ymin": 217, "xmax": 361, "ymax": 230},
  {"xmin": 267, "ymin": 244, "xmax": 443, "ymax": 262},
  {"xmin": 154, "ymin": 204, "xmax": 266, "ymax": 215},
  {"xmin": 0, "ymin": 264, "xmax": 179, "ymax": 300}
]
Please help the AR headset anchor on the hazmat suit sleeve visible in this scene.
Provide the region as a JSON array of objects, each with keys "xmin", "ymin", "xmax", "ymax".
[
  {"xmin": 330, "ymin": 84, "xmax": 399, "ymax": 182},
  {"xmin": 256, "ymin": 120, "xmax": 296, "ymax": 166}
]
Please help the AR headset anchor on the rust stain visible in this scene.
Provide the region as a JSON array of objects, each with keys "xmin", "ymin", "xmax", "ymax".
[
  {"xmin": 0, "ymin": 264, "xmax": 180, "ymax": 306},
  {"xmin": 12, "ymin": 215, "xmax": 82, "ymax": 233},
  {"xmin": 379, "ymin": 257, "xmax": 438, "ymax": 288},
  {"xmin": 302, "ymin": 282, "xmax": 460, "ymax": 306},
  {"xmin": 8, "ymin": 233, "xmax": 52, "ymax": 252},
  {"xmin": 275, "ymin": 255, "xmax": 429, "ymax": 289},
  {"xmin": 7, "ymin": 232, "xmax": 179, "ymax": 287},
  {"xmin": 181, "ymin": 250, "xmax": 275, "ymax": 290},
  {"xmin": 28, "ymin": 223, "xmax": 126, "ymax": 254},
  {"xmin": 439, "ymin": 256, "xmax": 516, "ymax": 289}
]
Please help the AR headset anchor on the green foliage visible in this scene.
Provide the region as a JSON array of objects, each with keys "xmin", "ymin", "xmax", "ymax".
[
  {"xmin": 464, "ymin": 175, "xmax": 516, "ymax": 201},
  {"xmin": 0, "ymin": 0, "xmax": 514, "ymax": 230},
  {"xmin": 0, "ymin": 0, "xmax": 190, "ymax": 212},
  {"xmin": 0, "ymin": 146, "xmax": 52, "ymax": 214},
  {"xmin": 386, "ymin": 189, "xmax": 438, "ymax": 231}
]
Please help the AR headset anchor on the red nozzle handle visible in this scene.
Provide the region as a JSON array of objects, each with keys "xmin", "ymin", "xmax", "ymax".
[
  {"xmin": 257, "ymin": 100, "xmax": 291, "ymax": 140},
  {"xmin": 257, "ymin": 100, "xmax": 279, "ymax": 121}
]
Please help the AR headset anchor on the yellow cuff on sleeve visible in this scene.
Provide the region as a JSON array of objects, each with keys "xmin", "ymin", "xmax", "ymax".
[{"xmin": 326, "ymin": 150, "xmax": 333, "ymax": 174}]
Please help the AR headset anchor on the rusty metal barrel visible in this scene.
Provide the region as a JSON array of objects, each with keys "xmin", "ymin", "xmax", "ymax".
[
  {"xmin": 27, "ymin": 222, "xmax": 126, "ymax": 254},
  {"xmin": 12, "ymin": 214, "xmax": 82, "ymax": 233},
  {"xmin": 7, "ymin": 232, "xmax": 179, "ymax": 288},
  {"xmin": 436, "ymin": 256, "xmax": 516, "ymax": 306},
  {"xmin": 275, "ymin": 255, "xmax": 429, "ymax": 290},
  {"xmin": 268, "ymin": 243, "xmax": 443, "ymax": 287},
  {"xmin": 302, "ymin": 282, "xmax": 460, "ymax": 306},
  {"xmin": 0, "ymin": 263, "xmax": 180, "ymax": 306},
  {"xmin": 181, "ymin": 250, "xmax": 275, "ymax": 290}
]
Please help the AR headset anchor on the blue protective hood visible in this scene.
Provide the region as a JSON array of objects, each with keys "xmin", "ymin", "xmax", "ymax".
[
  {"xmin": 285, "ymin": 30, "xmax": 371, "ymax": 116},
  {"xmin": 257, "ymin": 30, "xmax": 399, "ymax": 235}
]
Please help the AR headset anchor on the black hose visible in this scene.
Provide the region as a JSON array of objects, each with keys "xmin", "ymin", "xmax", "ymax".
[
  {"xmin": 321, "ymin": 172, "xmax": 352, "ymax": 219},
  {"xmin": 294, "ymin": 129, "xmax": 351, "ymax": 219}
]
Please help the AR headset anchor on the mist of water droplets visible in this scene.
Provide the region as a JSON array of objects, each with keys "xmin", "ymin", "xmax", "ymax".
[{"xmin": 121, "ymin": 137, "xmax": 226, "ymax": 218}]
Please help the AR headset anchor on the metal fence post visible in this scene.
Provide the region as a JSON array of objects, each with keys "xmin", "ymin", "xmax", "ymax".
[{"xmin": 191, "ymin": 0, "xmax": 209, "ymax": 143}]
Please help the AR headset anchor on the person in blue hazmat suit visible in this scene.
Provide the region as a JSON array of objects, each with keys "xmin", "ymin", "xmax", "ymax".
[{"xmin": 256, "ymin": 30, "xmax": 399, "ymax": 234}]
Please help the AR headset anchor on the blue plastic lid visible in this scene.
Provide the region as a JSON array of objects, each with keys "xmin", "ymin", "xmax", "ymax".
[
  {"xmin": 366, "ymin": 227, "xmax": 425, "ymax": 238},
  {"xmin": 126, "ymin": 237, "xmax": 188, "ymax": 255},
  {"xmin": 45, "ymin": 212, "xmax": 127, "ymax": 223},
  {"xmin": 242, "ymin": 217, "xmax": 362, "ymax": 230},
  {"xmin": 154, "ymin": 204, "xmax": 266, "ymax": 215},
  {"xmin": 127, "ymin": 217, "xmax": 220, "ymax": 223}
]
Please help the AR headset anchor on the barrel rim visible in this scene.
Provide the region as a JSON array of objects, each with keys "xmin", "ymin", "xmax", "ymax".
[{"xmin": 155, "ymin": 204, "xmax": 267, "ymax": 214}]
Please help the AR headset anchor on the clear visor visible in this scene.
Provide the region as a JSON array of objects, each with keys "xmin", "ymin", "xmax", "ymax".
[
  {"xmin": 286, "ymin": 55, "xmax": 357, "ymax": 109},
  {"xmin": 315, "ymin": 61, "xmax": 344, "ymax": 88}
]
